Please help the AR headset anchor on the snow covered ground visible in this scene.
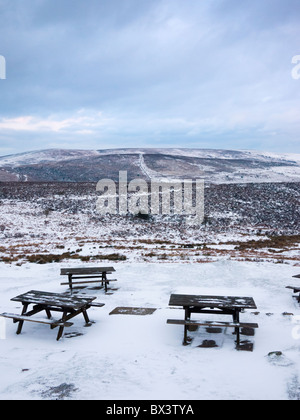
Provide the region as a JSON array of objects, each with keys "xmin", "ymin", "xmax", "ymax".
[{"xmin": 1, "ymin": 260, "xmax": 300, "ymax": 400}]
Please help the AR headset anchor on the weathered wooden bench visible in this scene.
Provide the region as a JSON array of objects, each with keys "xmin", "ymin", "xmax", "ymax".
[
  {"xmin": 0, "ymin": 312, "xmax": 74, "ymax": 329},
  {"xmin": 88, "ymin": 302, "xmax": 105, "ymax": 308},
  {"xmin": 60, "ymin": 267, "xmax": 117, "ymax": 292},
  {"xmin": 167, "ymin": 319, "xmax": 259, "ymax": 347}
]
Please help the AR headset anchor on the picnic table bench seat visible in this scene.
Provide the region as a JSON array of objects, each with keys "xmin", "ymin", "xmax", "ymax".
[
  {"xmin": 0, "ymin": 312, "xmax": 74, "ymax": 328},
  {"xmin": 167, "ymin": 319, "xmax": 259, "ymax": 347},
  {"xmin": 88, "ymin": 302, "xmax": 105, "ymax": 308},
  {"xmin": 167, "ymin": 319, "xmax": 259, "ymax": 329},
  {"xmin": 60, "ymin": 279, "xmax": 117, "ymax": 287}
]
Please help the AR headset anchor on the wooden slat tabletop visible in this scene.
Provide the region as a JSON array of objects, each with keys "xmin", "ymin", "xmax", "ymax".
[
  {"xmin": 169, "ymin": 294, "xmax": 257, "ymax": 310},
  {"xmin": 11, "ymin": 290, "xmax": 97, "ymax": 310},
  {"xmin": 61, "ymin": 267, "xmax": 115, "ymax": 275}
]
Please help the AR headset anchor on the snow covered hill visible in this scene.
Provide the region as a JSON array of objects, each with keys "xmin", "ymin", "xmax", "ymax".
[
  {"xmin": 0, "ymin": 148, "xmax": 300, "ymax": 183},
  {"xmin": 0, "ymin": 149, "xmax": 100, "ymax": 167}
]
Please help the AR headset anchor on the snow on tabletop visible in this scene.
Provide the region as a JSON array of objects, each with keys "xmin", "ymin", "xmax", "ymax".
[{"xmin": 0, "ymin": 260, "xmax": 300, "ymax": 400}]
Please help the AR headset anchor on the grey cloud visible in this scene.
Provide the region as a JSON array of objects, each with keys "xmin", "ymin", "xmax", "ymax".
[{"xmin": 0, "ymin": 0, "xmax": 299, "ymax": 154}]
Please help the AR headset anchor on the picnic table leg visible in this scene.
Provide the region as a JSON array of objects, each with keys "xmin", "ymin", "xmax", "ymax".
[
  {"xmin": 45, "ymin": 309, "xmax": 52, "ymax": 319},
  {"xmin": 68, "ymin": 274, "xmax": 73, "ymax": 291},
  {"xmin": 183, "ymin": 324, "xmax": 188, "ymax": 345},
  {"xmin": 82, "ymin": 308, "xmax": 91, "ymax": 325},
  {"xmin": 56, "ymin": 311, "xmax": 68, "ymax": 341},
  {"xmin": 56, "ymin": 326, "xmax": 64, "ymax": 341},
  {"xmin": 233, "ymin": 310, "xmax": 240, "ymax": 346},
  {"xmin": 236, "ymin": 327, "xmax": 240, "ymax": 346},
  {"xmin": 183, "ymin": 307, "xmax": 191, "ymax": 345},
  {"xmin": 102, "ymin": 272, "xmax": 108, "ymax": 292},
  {"xmin": 16, "ymin": 303, "xmax": 29, "ymax": 335}
]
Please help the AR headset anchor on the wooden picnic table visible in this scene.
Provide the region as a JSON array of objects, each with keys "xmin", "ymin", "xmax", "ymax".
[
  {"xmin": 286, "ymin": 286, "xmax": 300, "ymax": 302},
  {"xmin": 286, "ymin": 274, "xmax": 300, "ymax": 302},
  {"xmin": 60, "ymin": 266, "xmax": 117, "ymax": 291},
  {"xmin": 167, "ymin": 294, "xmax": 258, "ymax": 349},
  {"xmin": 0, "ymin": 290, "xmax": 104, "ymax": 340}
]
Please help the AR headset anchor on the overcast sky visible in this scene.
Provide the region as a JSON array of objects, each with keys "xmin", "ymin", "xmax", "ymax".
[{"xmin": 0, "ymin": 0, "xmax": 299, "ymax": 156}]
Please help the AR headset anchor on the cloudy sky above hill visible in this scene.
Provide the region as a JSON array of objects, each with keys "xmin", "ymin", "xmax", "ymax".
[{"xmin": 0, "ymin": 0, "xmax": 299, "ymax": 156}]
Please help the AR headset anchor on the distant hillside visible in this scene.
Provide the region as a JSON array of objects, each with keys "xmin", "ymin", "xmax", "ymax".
[{"xmin": 0, "ymin": 148, "xmax": 300, "ymax": 183}]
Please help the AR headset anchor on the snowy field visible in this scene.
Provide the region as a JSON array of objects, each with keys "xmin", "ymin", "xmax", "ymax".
[{"xmin": 1, "ymin": 260, "xmax": 300, "ymax": 400}]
